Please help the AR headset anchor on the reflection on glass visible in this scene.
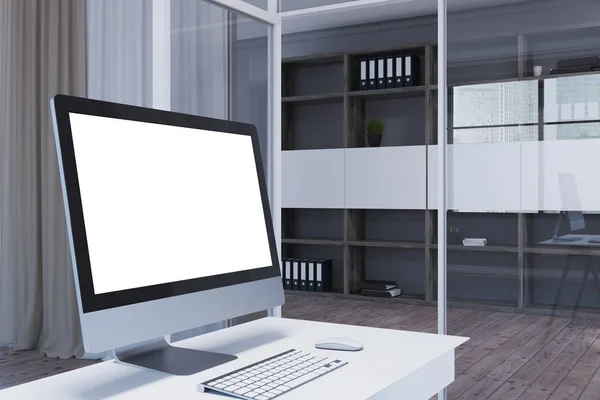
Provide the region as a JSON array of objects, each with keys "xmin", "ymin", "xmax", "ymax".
[
  {"xmin": 544, "ymin": 75, "xmax": 600, "ymax": 123},
  {"xmin": 453, "ymin": 81, "xmax": 538, "ymax": 127},
  {"xmin": 544, "ymin": 122, "xmax": 600, "ymax": 140},
  {"xmin": 453, "ymin": 126, "xmax": 538, "ymax": 144}
]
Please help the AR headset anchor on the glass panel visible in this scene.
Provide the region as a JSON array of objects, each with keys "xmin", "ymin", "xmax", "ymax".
[
  {"xmin": 453, "ymin": 81, "xmax": 538, "ymax": 127},
  {"xmin": 171, "ymin": 0, "xmax": 270, "ymax": 181},
  {"xmin": 544, "ymin": 75, "xmax": 600, "ymax": 123},
  {"xmin": 88, "ymin": 0, "xmax": 273, "ymax": 336},
  {"xmin": 446, "ymin": 0, "xmax": 600, "ymax": 395},
  {"xmin": 86, "ymin": 0, "xmax": 152, "ymax": 107},
  {"xmin": 280, "ymin": 1, "xmax": 433, "ymax": 321}
]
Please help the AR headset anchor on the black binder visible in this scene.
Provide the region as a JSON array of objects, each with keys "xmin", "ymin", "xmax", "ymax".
[
  {"xmin": 307, "ymin": 259, "xmax": 316, "ymax": 291},
  {"xmin": 385, "ymin": 56, "xmax": 395, "ymax": 88},
  {"xmin": 376, "ymin": 57, "xmax": 386, "ymax": 89},
  {"xmin": 395, "ymin": 55, "xmax": 404, "ymax": 87},
  {"xmin": 292, "ymin": 259, "xmax": 300, "ymax": 290},
  {"xmin": 284, "ymin": 258, "xmax": 292, "ymax": 290},
  {"xmin": 368, "ymin": 58, "xmax": 377, "ymax": 90},
  {"xmin": 299, "ymin": 259, "xmax": 308, "ymax": 291},
  {"xmin": 315, "ymin": 259, "xmax": 332, "ymax": 292},
  {"xmin": 360, "ymin": 58, "xmax": 368, "ymax": 91},
  {"xmin": 404, "ymin": 53, "xmax": 420, "ymax": 87},
  {"xmin": 281, "ymin": 258, "xmax": 286, "ymax": 288}
]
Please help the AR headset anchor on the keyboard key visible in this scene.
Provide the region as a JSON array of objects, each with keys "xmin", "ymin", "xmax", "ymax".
[
  {"xmin": 234, "ymin": 387, "xmax": 252, "ymax": 395},
  {"xmin": 271, "ymin": 388, "xmax": 284, "ymax": 395},
  {"xmin": 246, "ymin": 392, "xmax": 260, "ymax": 398},
  {"xmin": 242, "ymin": 379, "xmax": 254, "ymax": 385},
  {"xmin": 264, "ymin": 391, "xmax": 279, "ymax": 398},
  {"xmin": 224, "ymin": 384, "xmax": 241, "ymax": 392},
  {"xmin": 248, "ymin": 384, "xmax": 259, "ymax": 390},
  {"xmin": 256, "ymin": 396, "xmax": 270, "ymax": 400},
  {"xmin": 286, "ymin": 372, "xmax": 319, "ymax": 388}
]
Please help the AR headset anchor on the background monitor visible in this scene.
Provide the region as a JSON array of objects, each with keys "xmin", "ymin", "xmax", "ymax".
[
  {"xmin": 51, "ymin": 95, "xmax": 284, "ymax": 375},
  {"xmin": 553, "ymin": 172, "xmax": 585, "ymax": 240}
]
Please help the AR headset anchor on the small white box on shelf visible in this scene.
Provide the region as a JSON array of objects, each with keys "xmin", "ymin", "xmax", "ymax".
[{"xmin": 462, "ymin": 238, "xmax": 487, "ymax": 247}]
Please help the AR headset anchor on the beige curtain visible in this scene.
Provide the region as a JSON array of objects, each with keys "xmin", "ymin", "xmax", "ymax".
[{"xmin": 0, "ymin": 0, "xmax": 87, "ymax": 359}]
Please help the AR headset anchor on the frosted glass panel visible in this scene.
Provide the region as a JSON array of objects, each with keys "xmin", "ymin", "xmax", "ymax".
[{"xmin": 453, "ymin": 81, "xmax": 538, "ymax": 127}]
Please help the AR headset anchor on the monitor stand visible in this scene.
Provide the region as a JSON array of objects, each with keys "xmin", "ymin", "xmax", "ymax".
[
  {"xmin": 113, "ymin": 336, "xmax": 237, "ymax": 376},
  {"xmin": 552, "ymin": 211, "xmax": 581, "ymax": 242}
]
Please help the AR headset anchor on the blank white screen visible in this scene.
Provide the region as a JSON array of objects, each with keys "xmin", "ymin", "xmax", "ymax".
[{"xmin": 68, "ymin": 113, "xmax": 273, "ymax": 295}]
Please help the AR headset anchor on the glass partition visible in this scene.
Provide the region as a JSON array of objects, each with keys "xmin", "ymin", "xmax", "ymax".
[
  {"xmin": 444, "ymin": 0, "xmax": 600, "ymax": 398},
  {"xmin": 87, "ymin": 0, "xmax": 273, "ymax": 335}
]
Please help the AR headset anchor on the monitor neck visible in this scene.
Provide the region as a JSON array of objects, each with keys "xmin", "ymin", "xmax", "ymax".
[{"xmin": 553, "ymin": 211, "xmax": 566, "ymax": 240}]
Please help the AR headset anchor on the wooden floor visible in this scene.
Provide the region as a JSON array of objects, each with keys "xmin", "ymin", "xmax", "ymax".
[{"xmin": 3, "ymin": 294, "xmax": 600, "ymax": 399}]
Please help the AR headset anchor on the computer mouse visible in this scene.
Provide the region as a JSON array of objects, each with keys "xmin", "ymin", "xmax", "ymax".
[{"xmin": 314, "ymin": 337, "xmax": 363, "ymax": 352}]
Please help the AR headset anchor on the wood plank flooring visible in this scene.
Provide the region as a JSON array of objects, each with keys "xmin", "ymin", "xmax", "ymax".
[{"xmin": 2, "ymin": 293, "xmax": 600, "ymax": 399}]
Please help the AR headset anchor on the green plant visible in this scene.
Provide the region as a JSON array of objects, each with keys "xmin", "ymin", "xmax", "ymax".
[{"xmin": 366, "ymin": 118, "xmax": 384, "ymax": 135}]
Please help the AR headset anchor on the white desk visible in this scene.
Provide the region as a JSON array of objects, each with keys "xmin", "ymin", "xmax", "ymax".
[
  {"xmin": 539, "ymin": 235, "xmax": 600, "ymax": 311},
  {"xmin": 1, "ymin": 317, "xmax": 467, "ymax": 400},
  {"xmin": 539, "ymin": 234, "xmax": 600, "ymax": 247}
]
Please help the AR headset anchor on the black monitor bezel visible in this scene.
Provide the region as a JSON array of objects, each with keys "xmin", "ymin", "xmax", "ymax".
[{"xmin": 51, "ymin": 95, "xmax": 281, "ymax": 313}]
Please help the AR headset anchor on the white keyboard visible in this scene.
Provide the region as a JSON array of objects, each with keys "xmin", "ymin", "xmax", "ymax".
[{"xmin": 201, "ymin": 349, "xmax": 347, "ymax": 399}]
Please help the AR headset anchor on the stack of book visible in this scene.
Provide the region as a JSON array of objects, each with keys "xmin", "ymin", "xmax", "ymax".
[
  {"xmin": 358, "ymin": 280, "xmax": 402, "ymax": 298},
  {"xmin": 462, "ymin": 238, "xmax": 487, "ymax": 247}
]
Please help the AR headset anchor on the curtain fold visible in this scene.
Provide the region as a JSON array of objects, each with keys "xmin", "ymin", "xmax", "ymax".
[{"xmin": 0, "ymin": 0, "xmax": 87, "ymax": 358}]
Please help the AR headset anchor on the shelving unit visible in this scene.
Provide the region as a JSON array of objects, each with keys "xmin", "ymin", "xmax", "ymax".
[
  {"xmin": 281, "ymin": 44, "xmax": 436, "ymax": 299},
  {"xmin": 280, "ymin": 40, "xmax": 600, "ymax": 312}
]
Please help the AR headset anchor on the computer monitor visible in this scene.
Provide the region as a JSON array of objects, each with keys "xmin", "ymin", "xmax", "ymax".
[
  {"xmin": 50, "ymin": 95, "xmax": 284, "ymax": 375},
  {"xmin": 552, "ymin": 172, "xmax": 585, "ymax": 240}
]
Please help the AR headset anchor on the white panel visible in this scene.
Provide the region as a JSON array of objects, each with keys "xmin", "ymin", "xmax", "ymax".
[
  {"xmin": 520, "ymin": 141, "xmax": 540, "ymax": 212},
  {"xmin": 428, "ymin": 145, "xmax": 439, "ymax": 210},
  {"xmin": 282, "ymin": 149, "xmax": 345, "ymax": 208},
  {"xmin": 345, "ymin": 146, "xmax": 426, "ymax": 209},
  {"xmin": 428, "ymin": 143, "xmax": 521, "ymax": 211},
  {"xmin": 522, "ymin": 139, "xmax": 600, "ymax": 211}
]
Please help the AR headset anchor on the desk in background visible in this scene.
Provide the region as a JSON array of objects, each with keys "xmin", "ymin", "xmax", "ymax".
[{"xmin": 538, "ymin": 235, "xmax": 600, "ymax": 312}]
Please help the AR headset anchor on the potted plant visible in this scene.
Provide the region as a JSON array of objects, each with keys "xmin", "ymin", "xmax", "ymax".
[{"xmin": 366, "ymin": 118, "xmax": 384, "ymax": 147}]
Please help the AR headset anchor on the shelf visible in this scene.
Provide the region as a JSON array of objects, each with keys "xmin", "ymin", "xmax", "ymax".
[
  {"xmin": 347, "ymin": 86, "xmax": 426, "ymax": 99},
  {"xmin": 283, "ymin": 53, "xmax": 344, "ymax": 65},
  {"xmin": 346, "ymin": 240, "xmax": 425, "ymax": 249},
  {"xmin": 282, "ymin": 238, "xmax": 344, "ymax": 246},
  {"xmin": 282, "ymin": 93, "xmax": 344, "ymax": 104},
  {"xmin": 284, "ymin": 290, "xmax": 423, "ymax": 303},
  {"xmin": 431, "ymin": 244, "xmax": 519, "ymax": 253}
]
